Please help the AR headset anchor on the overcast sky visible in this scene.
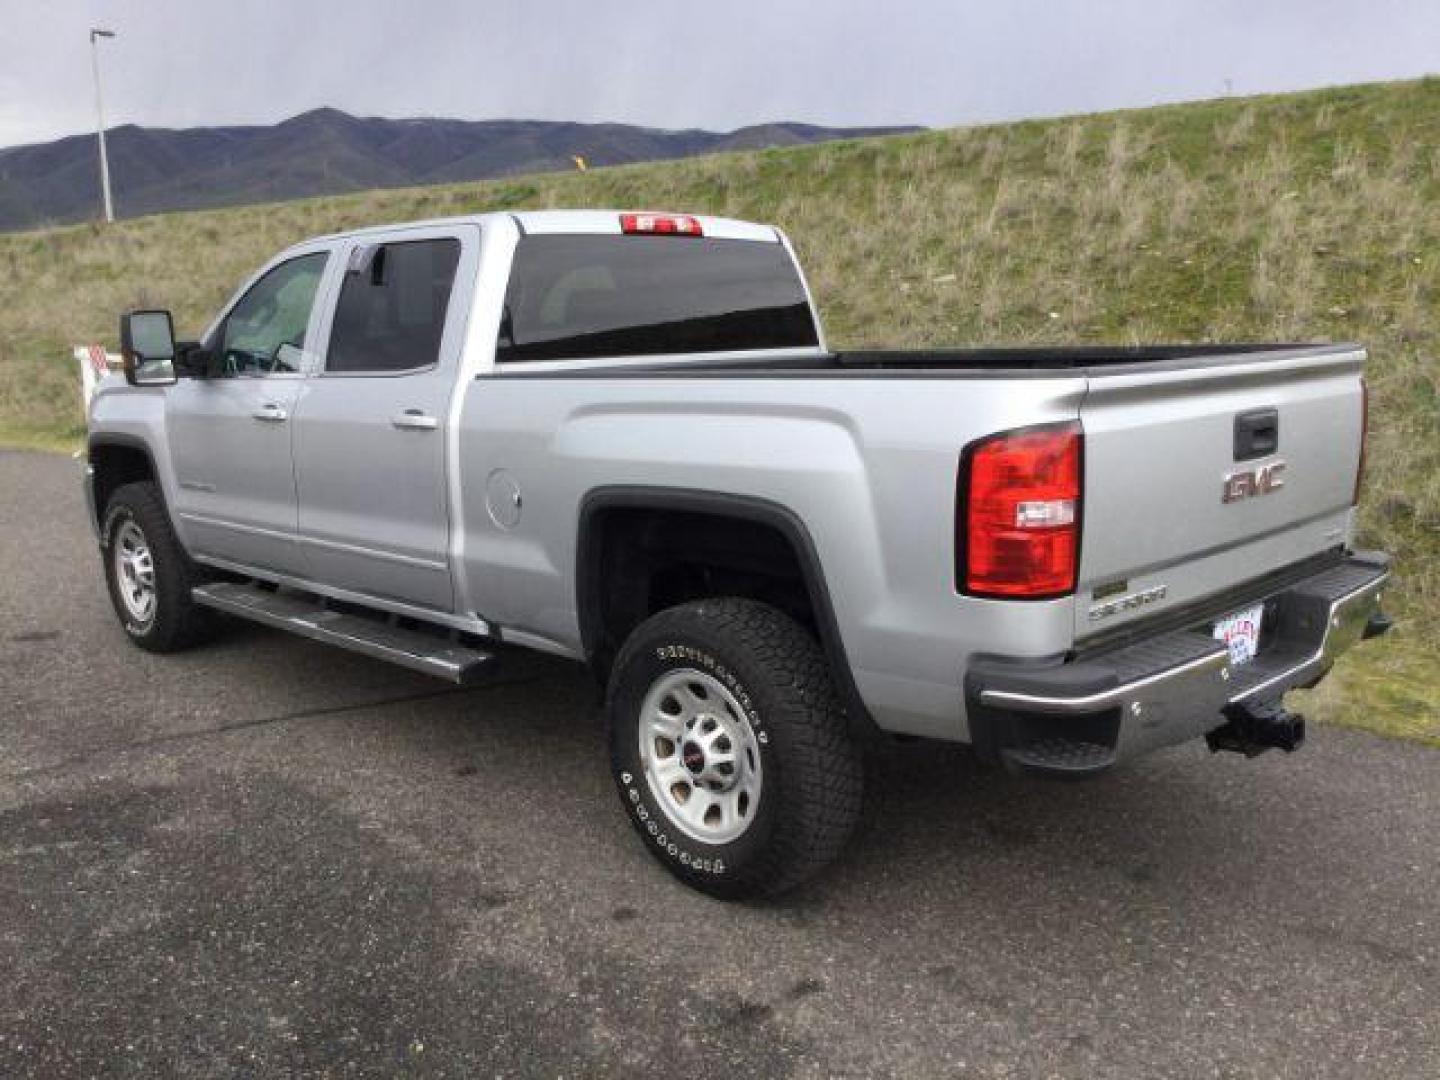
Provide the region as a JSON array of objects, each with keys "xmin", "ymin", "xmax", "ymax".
[{"xmin": 1, "ymin": 0, "xmax": 1436, "ymax": 149}]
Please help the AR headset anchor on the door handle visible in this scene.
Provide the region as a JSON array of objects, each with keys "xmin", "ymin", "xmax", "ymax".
[
  {"xmin": 391, "ymin": 409, "xmax": 439, "ymax": 431},
  {"xmin": 252, "ymin": 403, "xmax": 288, "ymax": 422}
]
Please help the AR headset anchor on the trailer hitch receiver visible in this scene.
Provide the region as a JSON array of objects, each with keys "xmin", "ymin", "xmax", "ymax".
[{"xmin": 1206, "ymin": 699, "xmax": 1306, "ymax": 757}]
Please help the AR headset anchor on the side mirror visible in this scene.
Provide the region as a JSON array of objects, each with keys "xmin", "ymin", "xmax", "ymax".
[{"xmin": 120, "ymin": 310, "xmax": 178, "ymax": 386}]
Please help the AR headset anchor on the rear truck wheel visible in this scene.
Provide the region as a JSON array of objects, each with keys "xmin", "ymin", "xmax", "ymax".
[
  {"xmin": 100, "ymin": 481, "xmax": 215, "ymax": 653},
  {"xmin": 606, "ymin": 598, "xmax": 864, "ymax": 899}
]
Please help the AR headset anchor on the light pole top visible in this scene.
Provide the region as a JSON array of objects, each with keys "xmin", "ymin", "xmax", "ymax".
[{"xmin": 90, "ymin": 28, "xmax": 116, "ymax": 42}]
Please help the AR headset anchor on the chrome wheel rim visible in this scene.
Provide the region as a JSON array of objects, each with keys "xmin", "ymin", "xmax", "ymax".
[
  {"xmin": 639, "ymin": 668, "xmax": 763, "ymax": 845},
  {"xmin": 113, "ymin": 519, "xmax": 156, "ymax": 624}
]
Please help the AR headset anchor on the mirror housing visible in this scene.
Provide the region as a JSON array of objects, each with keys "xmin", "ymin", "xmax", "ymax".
[{"xmin": 120, "ymin": 310, "xmax": 178, "ymax": 386}]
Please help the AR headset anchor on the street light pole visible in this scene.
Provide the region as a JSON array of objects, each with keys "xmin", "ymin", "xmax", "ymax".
[{"xmin": 89, "ymin": 28, "xmax": 116, "ymax": 223}]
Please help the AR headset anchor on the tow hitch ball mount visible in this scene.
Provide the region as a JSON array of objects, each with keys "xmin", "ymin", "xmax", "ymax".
[{"xmin": 1206, "ymin": 699, "xmax": 1306, "ymax": 757}]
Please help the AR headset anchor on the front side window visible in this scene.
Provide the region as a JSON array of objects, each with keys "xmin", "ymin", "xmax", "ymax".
[
  {"xmin": 326, "ymin": 239, "xmax": 461, "ymax": 373},
  {"xmin": 218, "ymin": 253, "xmax": 328, "ymax": 376}
]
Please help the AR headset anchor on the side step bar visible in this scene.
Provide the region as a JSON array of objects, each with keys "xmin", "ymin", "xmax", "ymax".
[{"xmin": 192, "ymin": 581, "xmax": 495, "ymax": 684}]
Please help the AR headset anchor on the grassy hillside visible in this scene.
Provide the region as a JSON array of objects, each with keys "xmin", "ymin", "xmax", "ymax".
[{"xmin": 2, "ymin": 78, "xmax": 1436, "ymax": 742}]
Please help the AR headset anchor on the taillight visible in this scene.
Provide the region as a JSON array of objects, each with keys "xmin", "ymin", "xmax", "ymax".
[
  {"xmin": 1354, "ymin": 377, "xmax": 1369, "ymax": 506},
  {"xmin": 960, "ymin": 422, "xmax": 1082, "ymax": 599},
  {"xmin": 619, "ymin": 212, "xmax": 703, "ymax": 237}
]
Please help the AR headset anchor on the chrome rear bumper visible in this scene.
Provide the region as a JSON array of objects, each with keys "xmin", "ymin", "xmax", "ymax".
[{"xmin": 966, "ymin": 552, "xmax": 1391, "ymax": 777}]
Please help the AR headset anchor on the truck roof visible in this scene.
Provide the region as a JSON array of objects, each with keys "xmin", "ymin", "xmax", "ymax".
[{"xmin": 310, "ymin": 209, "xmax": 780, "ymax": 244}]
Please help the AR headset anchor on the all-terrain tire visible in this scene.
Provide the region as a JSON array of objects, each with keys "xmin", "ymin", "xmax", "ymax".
[
  {"xmin": 100, "ymin": 481, "xmax": 215, "ymax": 653},
  {"xmin": 606, "ymin": 598, "xmax": 864, "ymax": 899}
]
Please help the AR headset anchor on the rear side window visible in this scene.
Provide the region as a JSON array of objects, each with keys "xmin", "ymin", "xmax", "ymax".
[
  {"xmin": 497, "ymin": 235, "xmax": 818, "ymax": 363},
  {"xmin": 326, "ymin": 239, "xmax": 461, "ymax": 373}
]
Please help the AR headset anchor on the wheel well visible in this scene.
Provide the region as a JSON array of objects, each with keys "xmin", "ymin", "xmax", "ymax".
[
  {"xmin": 581, "ymin": 506, "xmax": 815, "ymax": 676},
  {"xmin": 90, "ymin": 441, "xmax": 156, "ymax": 527},
  {"xmin": 578, "ymin": 494, "xmax": 880, "ymax": 739}
]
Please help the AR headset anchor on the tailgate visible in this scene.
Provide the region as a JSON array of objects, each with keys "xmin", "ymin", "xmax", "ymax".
[{"xmin": 1076, "ymin": 346, "xmax": 1365, "ymax": 640}]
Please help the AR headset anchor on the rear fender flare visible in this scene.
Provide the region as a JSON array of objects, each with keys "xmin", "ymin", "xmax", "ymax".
[{"xmin": 576, "ymin": 486, "xmax": 879, "ymax": 739}]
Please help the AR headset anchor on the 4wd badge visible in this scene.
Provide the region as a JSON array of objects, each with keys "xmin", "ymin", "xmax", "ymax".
[{"xmin": 1222, "ymin": 460, "xmax": 1287, "ymax": 504}]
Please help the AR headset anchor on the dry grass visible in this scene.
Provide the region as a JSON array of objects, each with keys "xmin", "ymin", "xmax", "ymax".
[{"xmin": 1, "ymin": 76, "xmax": 1437, "ymax": 739}]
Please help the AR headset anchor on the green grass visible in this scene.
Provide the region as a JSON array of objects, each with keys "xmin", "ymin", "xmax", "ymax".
[
  {"xmin": 1292, "ymin": 635, "xmax": 1440, "ymax": 747},
  {"xmin": 2, "ymin": 77, "xmax": 1437, "ymax": 743}
]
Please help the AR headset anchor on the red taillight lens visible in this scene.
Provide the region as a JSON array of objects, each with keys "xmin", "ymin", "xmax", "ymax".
[
  {"xmin": 619, "ymin": 212, "xmax": 703, "ymax": 236},
  {"xmin": 960, "ymin": 422, "xmax": 1082, "ymax": 598},
  {"xmin": 1354, "ymin": 377, "xmax": 1369, "ymax": 506}
]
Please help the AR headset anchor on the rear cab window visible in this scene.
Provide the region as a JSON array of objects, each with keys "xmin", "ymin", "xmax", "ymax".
[{"xmin": 497, "ymin": 234, "xmax": 818, "ymax": 364}]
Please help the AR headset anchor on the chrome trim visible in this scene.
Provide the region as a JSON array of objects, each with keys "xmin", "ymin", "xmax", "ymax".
[
  {"xmin": 979, "ymin": 565, "xmax": 1390, "ymax": 718},
  {"xmin": 1221, "ymin": 459, "xmax": 1286, "ymax": 504},
  {"xmin": 979, "ymin": 648, "xmax": 1229, "ymax": 714},
  {"xmin": 1228, "ymin": 570, "xmax": 1389, "ymax": 703},
  {"xmin": 191, "ymin": 553, "xmax": 491, "ymax": 636}
]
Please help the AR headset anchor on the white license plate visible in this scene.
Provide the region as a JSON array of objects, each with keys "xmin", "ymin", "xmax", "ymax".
[{"xmin": 1214, "ymin": 603, "xmax": 1265, "ymax": 666}]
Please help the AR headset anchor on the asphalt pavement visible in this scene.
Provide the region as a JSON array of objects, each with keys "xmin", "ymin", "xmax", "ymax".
[{"xmin": 1, "ymin": 448, "xmax": 1436, "ymax": 1078}]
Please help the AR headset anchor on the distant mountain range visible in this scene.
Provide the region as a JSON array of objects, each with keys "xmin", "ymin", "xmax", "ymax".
[{"xmin": 0, "ymin": 109, "xmax": 921, "ymax": 232}]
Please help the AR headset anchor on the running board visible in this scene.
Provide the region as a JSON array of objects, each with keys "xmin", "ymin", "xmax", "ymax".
[{"xmin": 191, "ymin": 581, "xmax": 495, "ymax": 684}]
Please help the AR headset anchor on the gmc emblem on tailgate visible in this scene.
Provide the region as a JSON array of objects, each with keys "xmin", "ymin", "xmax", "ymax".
[{"xmin": 1222, "ymin": 460, "xmax": 1287, "ymax": 503}]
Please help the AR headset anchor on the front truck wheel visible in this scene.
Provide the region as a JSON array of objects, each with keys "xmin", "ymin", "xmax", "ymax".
[
  {"xmin": 606, "ymin": 598, "xmax": 864, "ymax": 899},
  {"xmin": 100, "ymin": 481, "xmax": 215, "ymax": 653}
]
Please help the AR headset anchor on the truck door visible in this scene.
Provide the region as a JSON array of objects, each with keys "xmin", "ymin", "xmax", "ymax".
[
  {"xmin": 291, "ymin": 226, "xmax": 477, "ymax": 612},
  {"xmin": 166, "ymin": 247, "xmax": 335, "ymax": 576}
]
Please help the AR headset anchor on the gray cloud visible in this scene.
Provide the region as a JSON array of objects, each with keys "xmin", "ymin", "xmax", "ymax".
[{"xmin": 1, "ymin": 0, "xmax": 1436, "ymax": 148}]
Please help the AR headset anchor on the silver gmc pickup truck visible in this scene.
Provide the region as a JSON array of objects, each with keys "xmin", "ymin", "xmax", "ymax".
[{"xmin": 86, "ymin": 209, "xmax": 1392, "ymax": 897}]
